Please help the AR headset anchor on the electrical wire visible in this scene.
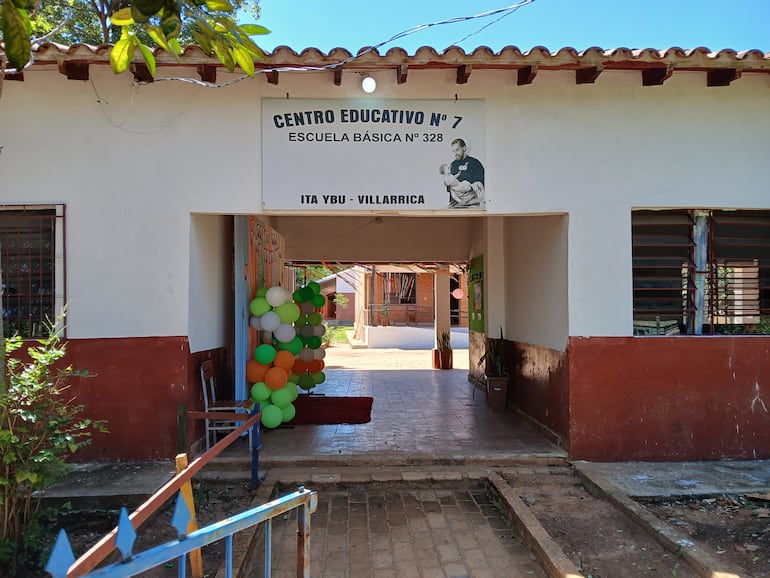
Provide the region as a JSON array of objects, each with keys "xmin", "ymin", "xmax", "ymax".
[{"xmin": 152, "ymin": 0, "xmax": 538, "ymax": 88}]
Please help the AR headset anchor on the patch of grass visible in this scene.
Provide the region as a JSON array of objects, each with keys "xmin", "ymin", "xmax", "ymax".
[{"xmin": 323, "ymin": 325, "xmax": 350, "ymax": 345}]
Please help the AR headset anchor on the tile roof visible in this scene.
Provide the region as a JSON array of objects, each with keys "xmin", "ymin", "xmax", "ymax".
[{"xmin": 29, "ymin": 43, "xmax": 770, "ymax": 73}]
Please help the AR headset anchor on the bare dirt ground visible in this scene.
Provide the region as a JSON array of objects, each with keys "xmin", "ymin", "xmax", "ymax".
[
  {"xmin": 640, "ymin": 493, "xmax": 770, "ymax": 577},
  {"xmin": 504, "ymin": 467, "xmax": 700, "ymax": 578}
]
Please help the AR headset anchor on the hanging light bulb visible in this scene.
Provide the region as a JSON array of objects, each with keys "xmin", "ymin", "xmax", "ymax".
[{"xmin": 361, "ymin": 75, "xmax": 376, "ymax": 94}]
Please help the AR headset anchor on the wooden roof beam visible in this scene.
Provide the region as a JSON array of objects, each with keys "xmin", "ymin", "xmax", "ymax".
[
  {"xmin": 517, "ymin": 64, "xmax": 537, "ymax": 85},
  {"xmin": 265, "ymin": 70, "xmax": 279, "ymax": 85},
  {"xmin": 456, "ymin": 64, "xmax": 471, "ymax": 84},
  {"xmin": 642, "ymin": 66, "xmax": 673, "ymax": 86},
  {"xmin": 576, "ymin": 65, "xmax": 603, "ymax": 84},
  {"xmin": 197, "ymin": 65, "xmax": 216, "ymax": 83},
  {"xmin": 397, "ymin": 64, "xmax": 408, "ymax": 84},
  {"xmin": 707, "ymin": 68, "xmax": 741, "ymax": 87},
  {"xmin": 58, "ymin": 61, "xmax": 89, "ymax": 81},
  {"xmin": 333, "ymin": 67, "xmax": 342, "ymax": 86},
  {"xmin": 131, "ymin": 63, "xmax": 154, "ymax": 83}
]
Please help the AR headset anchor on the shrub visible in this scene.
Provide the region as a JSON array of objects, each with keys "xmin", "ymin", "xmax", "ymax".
[{"xmin": 0, "ymin": 318, "xmax": 106, "ymax": 575}]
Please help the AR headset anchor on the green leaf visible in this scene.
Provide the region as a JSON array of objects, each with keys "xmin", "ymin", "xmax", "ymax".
[
  {"xmin": 133, "ymin": 0, "xmax": 164, "ymax": 17},
  {"xmin": 239, "ymin": 24, "xmax": 270, "ymax": 36},
  {"xmin": 145, "ymin": 24, "xmax": 172, "ymax": 52},
  {"xmin": 168, "ymin": 37, "xmax": 183, "ymax": 56},
  {"xmin": 205, "ymin": 0, "xmax": 233, "ymax": 11},
  {"xmin": 130, "ymin": 3, "xmax": 151, "ymax": 23},
  {"xmin": 191, "ymin": 29, "xmax": 213, "ymax": 55},
  {"xmin": 110, "ymin": 36, "xmax": 136, "ymax": 74},
  {"xmin": 235, "ymin": 29, "xmax": 264, "ymax": 59},
  {"xmin": 2, "ymin": 2, "xmax": 32, "ymax": 71},
  {"xmin": 161, "ymin": 12, "xmax": 181, "ymax": 38},
  {"xmin": 231, "ymin": 44, "xmax": 254, "ymax": 76},
  {"xmin": 11, "ymin": 0, "xmax": 33, "ymax": 10},
  {"xmin": 110, "ymin": 6, "xmax": 135, "ymax": 26},
  {"xmin": 138, "ymin": 44, "xmax": 156, "ymax": 77},
  {"xmin": 212, "ymin": 38, "xmax": 234, "ymax": 72}
]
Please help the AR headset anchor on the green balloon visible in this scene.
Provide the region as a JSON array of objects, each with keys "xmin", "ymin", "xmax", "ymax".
[
  {"xmin": 297, "ymin": 314, "xmax": 309, "ymax": 326},
  {"xmin": 306, "ymin": 336, "xmax": 322, "ymax": 349},
  {"xmin": 300, "ymin": 286, "xmax": 314, "ymax": 301},
  {"xmin": 308, "ymin": 312, "xmax": 323, "ymax": 327},
  {"xmin": 293, "ymin": 289, "xmax": 303, "ymax": 302},
  {"xmin": 285, "ymin": 337, "xmax": 303, "ymax": 355},
  {"xmin": 307, "ymin": 281, "xmax": 321, "ymax": 295},
  {"xmin": 298, "ymin": 373, "xmax": 315, "ymax": 390},
  {"xmin": 271, "ymin": 387, "xmax": 293, "ymax": 408},
  {"xmin": 261, "ymin": 404, "xmax": 283, "ymax": 428},
  {"xmin": 281, "ymin": 403, "xmax": 296, "ymax": 422},
  {"xmin": 276, "ymin": 302, "xmax": 301, "ymax": 324},
  {"xmin": 290, "ymin": 373, "xmax": 300, "ymax": 383},
  {"xmin": 255, "ymin": 343, "xmax": 277, "ymax": 364},
  {"xmin": 311, "ymin": 371, "xmax": 326, "ymax": 385},
  {"xmin": 250, "ymin": 381, "xmax": 272, "ymax": 402},
  {"xmin": 255, "ymin": 287, "xmax": 268, "ymax": 298},
  {"xmin": 250, "ymin": 297, "xmax": 271, "ymax": 317},
  {"xmin": 285, "ymin": 381, "xmax": 299, "ymax": 401},
  {"xmin": 311, "ymin": 294, "xmax": 326, "ymax": 308}
]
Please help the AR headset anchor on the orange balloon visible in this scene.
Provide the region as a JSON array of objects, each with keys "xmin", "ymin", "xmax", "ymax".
[
  {"xmin": 307, "ymin": 359, "xmax": 322, "ymax": 374},
  {"xmin": 274, "ymin": 350, "xmax": 295, "ymax": 371},
  {"xmin": 265, "ymin": 366, "xmax": 288, "ymax": 390},
  {"xmin": 246, "ymin": 360, "xmax": 270, "ymax": 384},
  {"xmin": 292, "ymin": 359, "xmax": 309, "ymax": 374}
]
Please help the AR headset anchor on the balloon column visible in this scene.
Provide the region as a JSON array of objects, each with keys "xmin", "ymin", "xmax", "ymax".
[
  {"xmin": 291, "ymin": 281, "xmax": 327, "ymax": 393},
  {"xmin": 247, "ymin": 286, "xmax": 301, "ymax": 428},
  {"xmin": 246, "ymin": 282, "xmax": 327, "ymax": 428}
]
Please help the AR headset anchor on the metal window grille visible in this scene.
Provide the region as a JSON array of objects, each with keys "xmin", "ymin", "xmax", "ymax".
[
  {"xmin": 0, "ymin": 206, "xmax": 63, "ymax": 338},
  {"xmin": 708, "ymin": 210, "xmax": 770, "ymax": 333},
  {"xmin": 632, "ymin": 210, "xmax": 695, "ymax": 335},
  {"xmin": 633, "ymin": 209, "xmax": 770, "ymax": 335}
]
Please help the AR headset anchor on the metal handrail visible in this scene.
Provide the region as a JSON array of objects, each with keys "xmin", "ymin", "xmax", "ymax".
[
  {"xmin": 52, "ymin": 407, "xmax": 261, "ymax": 578},
  {"xmin": 47, "ymin": 485, "xmax": 317, "ymax": 578}
]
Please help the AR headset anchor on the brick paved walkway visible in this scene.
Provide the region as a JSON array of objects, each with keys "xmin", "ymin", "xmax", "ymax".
[{"xmin": 258, "ymin": 479, "xmax": 546, "ymax": 578}]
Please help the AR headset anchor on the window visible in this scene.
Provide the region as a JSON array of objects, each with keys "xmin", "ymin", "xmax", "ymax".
[
  {"xmin": 633, "ymin": 210, "xmax": 770, "ymax": 335},
  {"xmin": 0, "ymin": 206, "xmax": 65, "ymax": 338},
  {"xmin": 383, "ymin": 272, "xmax": 416, "ymax": 304}
]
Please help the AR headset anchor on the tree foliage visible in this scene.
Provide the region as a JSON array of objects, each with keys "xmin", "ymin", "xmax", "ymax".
[
  {"xmin": 1, "ymin": 0, "xmax": 269, "ymax": 77},
  {"xmin": 0, "ymin": 316, "xmax": 107, "ymax": 575}
]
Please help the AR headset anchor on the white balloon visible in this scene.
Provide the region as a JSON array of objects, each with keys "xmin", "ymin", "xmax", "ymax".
[
  {"xmin": 314, "ymin": 348, "xmax": 326, "ymax": 360},
  {"xmin": 313, "ymin": 324, "xmax": 326, "ymax": 336},
  {"xmin": 249, "ymin": 316, "xmax": 262, "ymax": 330},
  {"xmin": 274, "ymin": 323, "xmax": 296, "ymax": 343},
  {"xmin": 266, "ymin": 286, "xmax": 288, "ymax": 307},
  {"xmin": 300, "ymin": 325, "xmax": 314, "ymax": 337},
  {"xmin": 261, "ymin": 310, "xmax": 281, "ymax": 332},
  {"xmin": 299, "ymin": 347, "xmax": 315, "ymax": 362},
  {"xmin": 300, "ymin": 301, "xmax": 315, "ymax": 314}
]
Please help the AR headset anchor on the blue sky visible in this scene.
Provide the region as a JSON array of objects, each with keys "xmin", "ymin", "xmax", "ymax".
[{"xmin": 253, "ymin": 0, "xmax": 769, "ymax": 54}]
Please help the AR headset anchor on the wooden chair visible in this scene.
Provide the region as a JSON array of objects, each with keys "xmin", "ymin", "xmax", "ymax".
[{"xmin": 200, "ymin": 359, "xmax": 253, "ymax": 451}]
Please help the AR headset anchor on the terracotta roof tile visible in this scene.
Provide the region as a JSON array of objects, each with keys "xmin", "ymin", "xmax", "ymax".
[{"xmin": 28, "ymin": 43, "xmax": 770, "ymax": 73}]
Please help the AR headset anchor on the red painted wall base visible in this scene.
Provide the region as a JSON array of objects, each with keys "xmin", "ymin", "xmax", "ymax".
[{"xmin": 62, "ymin": 337, "xmax": 225, "ymax": 461}]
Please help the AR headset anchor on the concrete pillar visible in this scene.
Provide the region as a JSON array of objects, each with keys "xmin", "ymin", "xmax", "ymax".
[
  {"xmin": 434, "ymin": 267, "xmax": 451, "ymax": 347},
  {"xmin": 485, "ymin": 216, "xmax": 506, "ymax": 335}
]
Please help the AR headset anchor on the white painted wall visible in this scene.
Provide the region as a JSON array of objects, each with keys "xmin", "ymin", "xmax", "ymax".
[
  {"xmin": 188, "ymin": 214, "xmax": 229, "ymax": 352},
  {"xmin": 365, "ymin": 326, "xmax": 469, "ymax": 349},
  {"xmin": 505, "ymin": 215, "xmax": 569, "ymax": 351},
  {"xmin": 1, "ymin": 65, "xmax": 767, "ymax": 340}
]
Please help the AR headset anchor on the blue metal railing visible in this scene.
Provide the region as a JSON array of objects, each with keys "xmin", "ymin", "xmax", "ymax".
[{"xmin": 46, "ymin": 486, "xmax": 317, "ymax": 578}]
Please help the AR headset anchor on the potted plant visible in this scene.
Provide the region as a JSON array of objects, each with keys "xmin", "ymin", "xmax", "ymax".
[
  {"xmin": 476, "ymin": 327, "xmax": 509, "ymax": 411},
  {"xmin": 432, "ymin": 330, "xmax": 453, "ymax": 369}
]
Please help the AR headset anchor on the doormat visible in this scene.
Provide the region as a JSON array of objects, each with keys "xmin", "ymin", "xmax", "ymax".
[{"xmin": 291, "ymin": 395, "xmax": 373, "ymax": 425}]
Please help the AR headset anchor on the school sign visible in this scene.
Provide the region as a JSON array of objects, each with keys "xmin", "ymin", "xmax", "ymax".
[{"xmin": 262, "ymin": 99, "xmax": 486, "ymax": 212}]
